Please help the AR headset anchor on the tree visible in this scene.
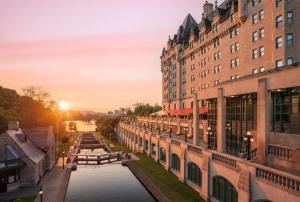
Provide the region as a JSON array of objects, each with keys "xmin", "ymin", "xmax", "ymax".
[
  {"xmin": 96, "ymin": 116, "xmax": 120, "ymax": 139},
  {"xmin": 133, "ymin": 103, "xmax": 162, "ymax": 116},
  {"xmin": 22, "ymin": 86, "xmax": 50, "ymax": 106}
]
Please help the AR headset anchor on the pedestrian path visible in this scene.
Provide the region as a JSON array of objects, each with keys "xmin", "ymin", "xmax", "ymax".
[{"xmin": 34, "ymin": 158, "xmax": 71, "ymax": 202}]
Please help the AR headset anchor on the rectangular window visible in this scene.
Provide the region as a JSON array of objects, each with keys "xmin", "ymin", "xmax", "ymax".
[
  {"xmin": 253, "ymin": 68, "xmax": 258, "ymax": 74},
  {"xmin": 287, "ymin": 58, "xmax": 294, "ymax": 65},
  {"xmin": 259, "ymin": 67, "xmax": 265, "ymax": 72},
  {"xmin": 287, "ymin": 33, "xmax": 293, "ymax": 47},
  {"xmin": 253, "ymin": 49, "xmax": 258, "ymax": 59},
  {"xmin": 259, "ymin": 28, "xmax": 265, "ymax": 38},
  {"xmin": 259, "ymin": 10, "xmax": 264, "ymax": 20},
  {"xmin": 259, "ymin": 46, "xmax": 265, "ymax": 56},
  {"xmin": 287, "ymin": 11, "xmax": 293, "ymax": 24},
  {"xmin": 276, "ymin": 0, "xmax": 282, "ymax": 7},
  {"xmin": 253, "ymin": 14, "xmax": 258, "ymax": 24},
  {"xmin": 276, "ymin": 60, "xmax": 283, "ymax": 68},
  {"xmin": 276, "ymin": 36, "xmax": 283, "ymax": 48},
  {"xmin": 276, "ymin": 15, "xmax": 283, "ymax": 27},
  {"xmin": 253, "ymin": 31, "xmax": 258, "ymax": 41}
]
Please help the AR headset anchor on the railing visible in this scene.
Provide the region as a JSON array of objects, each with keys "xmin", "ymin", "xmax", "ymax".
[
  {"xmin": 171, "ymin": 139, "xmax": 181, "ymax": 147},
  {"xmin": 268, "ymin": 144, "xmax": 294, "ymax": 160},
  {"xmin": 241, "ymin": 148, "xmax": 257, "ymax": 160},
  {"xmin": 187, "ymin": 145, "xmax": 202, "ymax": 154},
  {"xmin": 256, "ymin": 167, "xmax": 300, "ymax": 194},
  {"xmin": 212, "ymin": 153, "xmax": 237, "ymax": 168}
]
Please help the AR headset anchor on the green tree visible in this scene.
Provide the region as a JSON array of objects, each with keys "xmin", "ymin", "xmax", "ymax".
[{"xmin": 133, "ymin": 103, "xmax": 162, "ymax": 116}]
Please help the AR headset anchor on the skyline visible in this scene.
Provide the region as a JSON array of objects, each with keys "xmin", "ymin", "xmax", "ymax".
[{"xmin": 0, "ymin": 0, "xmax": 203, "ymax": 112}]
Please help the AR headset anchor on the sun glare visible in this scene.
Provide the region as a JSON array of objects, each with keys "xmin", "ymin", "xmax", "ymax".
[{"xmin": 59, "ymin": 101, "xmax": 69, "ymax": 111}]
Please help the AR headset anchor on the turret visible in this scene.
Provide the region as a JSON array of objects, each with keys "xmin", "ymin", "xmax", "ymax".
[{"xmin": 203, "ymin": 1, "xmax": 214, "ymax": 18}]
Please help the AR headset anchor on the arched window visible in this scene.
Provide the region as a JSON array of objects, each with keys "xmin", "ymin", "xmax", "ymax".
[
  {"xmin": 187, "ymin": 163, "xmax": 202, "ymax": 187},
  {"xmin": 144, "ymin": 140, "xmax": 148, "ymax": 151},
  {"xmin": 160, "ymin": 148, "xmax": 166, "ymax": 162},
  {"xmin": 171, "ymin": 154, "xmax": 180, "ymax": 171},
  {"xmin": 213, "ymin": 176, "xmax": 238, "ymax": 202},
  {"xmin": 151, "ymin": 143, "xmax": 156, "ymax": 155}
]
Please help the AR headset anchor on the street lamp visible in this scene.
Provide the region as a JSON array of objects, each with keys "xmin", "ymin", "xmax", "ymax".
[
  {"xmin": 244, "ymin": 131, "xmax": 254, "ymax": 160},
  {"xmin": 169, "ymin": 123, "xmax": 172, "ymax": 138},
  {"xmin": 206, "ymin": 127, "xmax": 212, "ymax": 149},
  {"xmin": 39, "ymin": 187, "xmax": 43, "ymax": 202},
  {"xmin": 62, "ymin": 151, "xmax": 65, "ymax": 169},
  {"xmin": 183, "ymin": 127, "xmax": 188, "ymax": 142}
]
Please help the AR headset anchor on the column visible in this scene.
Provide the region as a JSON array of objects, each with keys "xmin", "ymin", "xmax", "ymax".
[
  {"xmin": 217, "ymin": 88, "xmax": 226, "ymax": 152},
  {"xmin": 147, "ymin": 136, "xmax": 151, "ymax": 156},
  {"xmin": 165, "ymin": 139, "xmax": 171, "ymax": 171},
  {"xmin": 179, "ymin": 144, "xmax": 186, "ymax": 183},
  {"xmin": 155, "ymin": 140, "xmax": 159, "ymax": 162},
  {"xmin": 257, "ymin": 78, "xmax": 270, "ymax": 164},
  {"xmin": 176, "ymin": 119, "xmax": 181, "ymax": 135},
  {"xmin": 193, "ymin": 93, "xmax": 199, "ymax": 145}
]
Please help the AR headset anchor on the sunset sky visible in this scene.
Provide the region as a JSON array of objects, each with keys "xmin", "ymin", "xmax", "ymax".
[{"xmin": 0, "ymin": 0, "xmax": 203, "ymax": 112}]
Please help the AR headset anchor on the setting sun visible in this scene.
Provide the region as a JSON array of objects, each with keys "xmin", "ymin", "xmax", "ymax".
[{"xmin": 59, "ymin": 101, "xmax": 69, "ymax": 111}]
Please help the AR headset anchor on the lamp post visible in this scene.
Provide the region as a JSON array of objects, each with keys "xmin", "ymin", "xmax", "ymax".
[
  {"xmin": 206, "ymin": 127, "xmax": 212, "ymax": 149},
  {"xmin": 39, "ymin": 187, "xmax": 43, "ymax": 202},
  {"xmin": 244, "ymin": 131, "xmax": 254, "ymax": 160},
  {"xmin": 184, "ymin": 127, "xmax": 188, "ymax": 142},
  {"xmin": 62, "ymin": 151, "xmax": 65, "ymax": 169}
]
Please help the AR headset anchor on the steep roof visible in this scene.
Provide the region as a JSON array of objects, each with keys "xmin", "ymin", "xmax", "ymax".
[
  {"xmin": 177, "ymin": 14, "xmax": 198, "ymax": 44},
  {"xmin": 0, "ymin": 144, "xmax": 22, "ymax": 162},
  {"xmin": 23, "ymin": 127, "xmax": 54, "ymax": 150},
  {"xmin": 7, "ymin": 129, "xmax": 45, "ymax": 164}
]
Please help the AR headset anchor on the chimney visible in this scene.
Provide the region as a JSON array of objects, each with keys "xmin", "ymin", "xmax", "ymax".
[
  {"xmin": 238, "ymin": 0, "xmax": 248, "ymax": 22},
  {"xmin": 203, "ymin": 1, "xmax": 214, "ymax": 18},
  {"xmin": 8, "ymin": 121, "xmax": 19, "ymax": 131}
]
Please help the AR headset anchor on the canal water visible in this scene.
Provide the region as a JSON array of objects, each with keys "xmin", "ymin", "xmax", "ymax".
[{"xmin": 64, "ymin": 121, "xmax": 155, "ymax": 202}]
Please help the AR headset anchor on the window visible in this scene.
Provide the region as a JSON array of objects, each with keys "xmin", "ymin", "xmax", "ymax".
[
  {"xmin": 159, "ymin": 148, "xmax": 166, "ymax": 162},
  {"xmin": 276, "ymin": 0, "xmax": 282, "ymax": 7},
  {"xmin": 276, "ymin": 15, "xmax": 283, "ymax": 27},
  {"xmin": 276, "ymin": 60, "xmax": 283, "ymax": 68},
  {"xmin": 214, "ymin": 65, "xmax": 221, "ymax": 74},
  {"xmin": 213, "ymin": 176, "xmax": 238, "ymax": 202},
  {"xmin": 208, "ymin": 99, "xmax": 217, "ymax": 150},
  {"xmin": 191, "ymin": 75, "xmax": 195, "ymax": 81},
  {"xmin": 259, "ymin": 67, "xmax": 265, "ymax": 72},
  {"xmin": 253, "ymin": 68, "xmax": 258, "ymax": 74},
  {"xmin": 276, "ymin": 36, "xmax": 283, "ymax": 48},
  {"xmin": 252, "ymin": 0, "xmax": 258, "ymax": 7},
  {"xmin": 214, "ymin": 80, "xmax": 221, "ymax": 86},
  {"xmin": 259, "ymin": 46, "xmax": 265, "ymax": 56},
  {"xmin": 144, "ymin": 140, "xmax": 149, "ymax": 151},
  {"xmin": 287, "ymin": 33, "xmax": 293, "ymax": 47},
  {"xmin": 259, "ymin": 28, "xmax": 265, "ymax": 38},
  {"xmin": 191, "ymin": 64, "xmax": 195, "ymax": 71},
  {"xmin": 151, "ymin": 143, "xmax": 156, "ymax": 155},
  {"xmin": 231, "ymin": 13, "xmax": 236, "ymax": 22},
  {"xmin": 230, "ymin": 27, "xmax": 238, "ymax": 38},
  {"xmin": 253, "ymin": 14, "xmax": 258, "ymax": 24},
  {"xmin": 287, "ymin": 58, "xmax": 294, "ymax": 65},
  {"xmin": 272, "ymin": 87, "xmax": 300, "ymax": 134},
  {"xmin": 226, "ymin": 94, "xmax": 257, "ymax": 155},
  {"xmin": 253, "ymin": 49, "xmax": 258, "ymax": 59},
  {"xmin": 253, "ymin": 31, "xmax": 258, "ymax": 42},
  {"xmin": 259, "ymin": 10, "xmax": 264, "ymax": 20},
  {"xmin": 187, "ymin": 163, "xmax": 202, "ymax": 187},
  {"xmin": 171, "ymin": 154, "xmax": 180, "ymax": 171},
  {"xmin": 287, "ymin": 11, "xmax": 293, "ymax": 24}
]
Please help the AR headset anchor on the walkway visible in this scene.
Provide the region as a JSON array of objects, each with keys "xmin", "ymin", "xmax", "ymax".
[{"xmin": 34, "ymin": 158, "xmax": 71, "ymax": 202}]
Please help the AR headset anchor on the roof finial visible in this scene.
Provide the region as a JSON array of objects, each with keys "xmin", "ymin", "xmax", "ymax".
[{"xmin": 215, "ymin": 0, "xmax": 218, "ymax": 7}]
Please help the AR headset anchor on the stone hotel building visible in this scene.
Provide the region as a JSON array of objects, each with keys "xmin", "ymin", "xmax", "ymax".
[{"xmin": 118, "ymin": 0, "xmax": 300, "ymax": 201}]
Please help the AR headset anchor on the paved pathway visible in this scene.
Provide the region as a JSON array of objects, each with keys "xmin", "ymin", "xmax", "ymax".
[{"xmin": 34, "ymin": 158, "xmax": 71, "ymax": 202}]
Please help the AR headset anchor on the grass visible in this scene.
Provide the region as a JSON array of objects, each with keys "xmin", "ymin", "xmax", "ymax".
[
  {"xmin": 96, "ymin": 132, "xmax": 130, "ymax": 152},
  {"xmin": 0, "ymin": 196, "xmax": 36, "ymax": 202},
  {"xmin": 133, "ymin": 153, "xmax": 205, "ymax": 202}
]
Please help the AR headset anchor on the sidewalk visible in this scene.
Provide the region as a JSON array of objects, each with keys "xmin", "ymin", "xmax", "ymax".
[{"xmin": 34, "ymin": 158, "xmax": 71, "ymax": 202}]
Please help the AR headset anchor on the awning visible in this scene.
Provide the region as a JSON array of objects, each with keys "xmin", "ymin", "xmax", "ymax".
[{"xmin": 165, "ymin": 107, "xmax": 208, "ymax": 116}]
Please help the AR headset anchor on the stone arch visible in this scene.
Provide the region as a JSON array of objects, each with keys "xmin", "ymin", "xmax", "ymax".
[
  {"xmin": 171, "ymin": 153, "xmax": 180, "ymax": 171},
  {"xmin": 187, "ymin": 162, "xmax": 202, "ymax": 187},
  {"xmin": 212, "ymin": 175, "xmax": 238, "ymax": 202}
]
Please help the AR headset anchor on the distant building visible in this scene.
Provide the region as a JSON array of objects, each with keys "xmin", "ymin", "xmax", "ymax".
[{"xmin": 0, "ymin": 122, "xmax": 55, "ymax": 193}]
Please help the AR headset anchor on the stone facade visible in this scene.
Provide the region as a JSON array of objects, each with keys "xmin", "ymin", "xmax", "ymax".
[{"xmin": 118, "ymin": 122, "xmax": 300, "ymax": 202}]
